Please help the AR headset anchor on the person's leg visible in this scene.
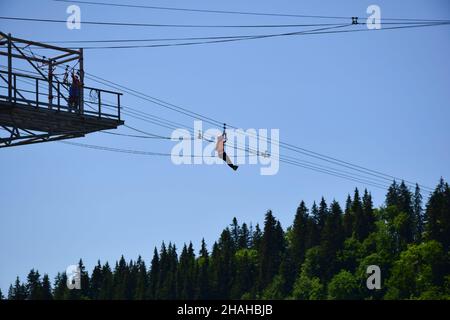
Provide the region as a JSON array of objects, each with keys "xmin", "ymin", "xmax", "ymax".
[
  {"xmin": 68, "ymin": 96, "xmax": 73, "ymax": 112},
  {"xmin": 75, "ymin": 95, "xmax": 79, "ymax": 111},
  {"xmin": 223, "ymin": 151, "xmax": 238, "ymax": 171}
]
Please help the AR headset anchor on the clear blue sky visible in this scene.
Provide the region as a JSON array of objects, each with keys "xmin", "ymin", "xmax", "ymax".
[{"xmin": 1, "ymin": 0, "xmax": 449, "ymax": 294}]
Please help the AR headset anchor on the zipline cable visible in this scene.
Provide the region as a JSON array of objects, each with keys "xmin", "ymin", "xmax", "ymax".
[{"xmin": 52, "ymin": 0, "xmax": 450, "ymax": 23}]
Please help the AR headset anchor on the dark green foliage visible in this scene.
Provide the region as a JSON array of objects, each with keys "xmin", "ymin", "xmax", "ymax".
[
  {"xmin": 321, "ymin": 200, "xmax": 345, "ymax": 280},
  {"xmin": 41, "ymin": 274, "xmax": 53, "ymax": 300},
  {"xmin": 7, "ymin": 179, "xmax": 450, "ymax": 300},
  {"xmin": 177, "ymin": 243, "xmax": 196, "ymax": 299},
  {"xmin": 290, "ymin": 201, "xmax": 309, "ymax": 273},
  {"xmin": 425, "ymin": 178, "xmax": 450, "ymax": 250},
  {"xmin": 343, "ymin": 195, "xmax": 354, "ymax": 238},
  {"xmin": 8, "ymin": 277, "xmax": 27, "ymax": 300},
  {"xmin": 147, "ymin": 248, "xmax": 159, "ymax": 299},
  {"xmin": 327, "ymin": 270, "xmax": 360, "ymax": 300},
  {"xmin": 90, "ymin": 261, "xmax": 103, "ymax": 299},
  {"xmin": 196, "ymin": 239, "xmax": 210, "ymax": 299},
  {"xmin": 258, "ymin": 211, "xmax": 285, "ymax": 291},
  {"xmin": 413, "ymin": 184, "xmax": 424, "ymax": 242}
]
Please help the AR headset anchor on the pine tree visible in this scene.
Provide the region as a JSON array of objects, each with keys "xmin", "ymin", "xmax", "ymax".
[
  {"xmin": 26, "ymin": 269, "xmax": 43, "ymax": 300},
  {"xmin": 230, "ymin": 217, "xmax": 240, "ymax": 249},
  {"xmin": 258, "ymin": 211, "xmax": 284, "ymax": 292},
  {"xmin": 113, "ymin": 256, "xmax": 129, "ymax": 299},
  {"xmin": 8, "ymin": 277, "xmax": 28, "ymax": 300},
  {"xmin": 155, "ymin": 243, "xmax": 178, "ymax": 299},
  {"xmin": 127, "ymin": 259, "xmax": 138, "ymax": 300},
  {"xmin": 209, "ymin": 241, "xmax": 221, "ymax": 299},
  {"xmin": 399, "ymin": 181, "xmax": 415, "ymax": 243},
  {"xmin": 7, "ymin": 284, "xmax": 13, "ymax": 300},
  {"xmin": 363, "ymin": 190, "xmax": 375, "ymax": 230},
  {"xmin": 53, "ymin": 272, "xmax": 68, "ymax": 300},
  {"xmin": 99, "ymin": 262, "xmax": 113, "ymax": 300},
  {"xmin": 352, "ymin": 188, "xmax": 366, "ymax": 241},
  {"xmin": 78, "ymin": 259, "xmax": 90, "ymax": 299},
  {"xmin": 352, "ymin": 189, "xmax": 375, "ymax": 241},
  {"xmin": 425, "ymin": 178, "xmax": 450, "ymax": 250},
  {"xmin": 306, "ymin": 202, "xmax": 320, "ymax": 248},
  {"xmin": 167, "ymin": 243, "xmax": 179, "ymax": 299},
  {"xmin": 177, "ymin": 243, "xmax": 196, "ymax": 299},
  {"xmin": 147, "ymin": 247, "xmax": 160, "ymax": 299},
  {"xmin": 343, "ymin": 194, "xmax": 354, "ymax": 238},
  {"xmin": 41, "ymin": 274, "xmax": 53, "ymax": 300},
  {"xmin": 290, "ymin": 201, "xmax": 309, "ymax": 272},
  {"xmin": 386, "ymin": 180, "xmax": 399, "ymax": 207},
  {"xmin": 413, "ymin": 184, "xmax": 424, "ymax": 242},
  {"xmin": 251, "ymin": 224, "xmax": 262, "ymax": 250},
  {"xmin": 215, "ymin": 228, "xmax": 235, "ymax": 298},
  {"xmin": 156, "ymin": 242, "xmax": 169, "ymax": 299},
  {"xmin": 196, "ymin": 238, "xmax": 210, "ymax": 299},
  {"xmin": 238, "ymin": 222, "xmax": 250, "ymax": 249},
  {"xmin": 90, "ymin": 260, "xmax": 103, "ymax": 299},
  {"xmin": 317, "ymin": 197, "xmax": 329, "ymax": 232},
  {"xmin": 321, "ymin": 200, "xmax": 344, "ymax": 280},
  {"xmin": 134, "ymin": 255, "xmax": 147, "ymax": 300}
]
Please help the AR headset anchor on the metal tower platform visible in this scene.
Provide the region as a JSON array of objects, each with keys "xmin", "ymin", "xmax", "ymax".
[{"xmin": 0, "ymin": 32, "xmax": 124, "ymax": 148}]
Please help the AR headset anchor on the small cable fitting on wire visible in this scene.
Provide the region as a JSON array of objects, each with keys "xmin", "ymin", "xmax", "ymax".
[
  {"xmin": 352, "ymin": 17, "xmax": 359, "ymax": 25},
  {"xmin": 223, "ymin": 123, "xmax": 227, "ymax": 141}
]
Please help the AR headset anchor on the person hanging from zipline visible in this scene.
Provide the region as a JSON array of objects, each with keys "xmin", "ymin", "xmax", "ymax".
[{"xmin": 216, "ymin": 124, "xmax": 238, "ymax": 171}]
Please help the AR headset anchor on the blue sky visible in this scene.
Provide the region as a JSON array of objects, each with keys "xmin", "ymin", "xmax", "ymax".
[{"xmin": 0, "ymin": 0, "xmax": 449, "ymax": 294}]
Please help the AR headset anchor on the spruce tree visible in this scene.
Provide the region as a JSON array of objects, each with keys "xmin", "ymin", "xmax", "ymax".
[
  {"xmin": 413, "ymin": 184, "xmax": 424, "ymax": 242},
  {"xmin": 78, "ymin": 259, "xmax": 90, "ymax": 299},
  {"xmin": 425, "ymin": 178, "xmax": 450, "ymax": 250},
  {"xmin": 230, "ymin": 217, "xmax": 240, "ymax": 249},
  {"xmin": 113, "ymin": 256, "xmax": 129, "ymax": 299},
  {"xmin": 9, "ymin": 277, "xmax": 27, "ymax": 300},
  {"xmin": 343, "ymin": 194, "xmax": 354, "ymax": 238},
  {"xmin": 26, "ymin": 269, "xmax": 42, "ymax": 300},
  {"xmin": 134, "ymin": 255, "xmax": 147, "ymax": 300},
  {"xmin": 306, "ymin": 202, "xmax": 320, "ymax": 248},
  {"xmin": 99, "ymin": 262, "xmax": 113, "ymax": 300},
  {"xmin": 251, "ymin": 224, "xmax": 262, "ymax": 250},
  {"xmin": 290, "ymin": 201, "xmax": 309, "ymax": 272},
  {"xmin": 177, "ymin": 243, "xmax": 196, "ymax": 299},
  {"xmin": 147, "ymin": 247, "xmax": 160, "ymax": 299},
  {"xmin": 386, "ymin": 180, "xmax": 399, "ymax": 207},
  {"xmin": 53, "ymin": 272, "xmax": 68, "ymax": 300},
  {"xmin": 238, "ymin": 223, "xmax": 250, "ymax": 249},
  {"xmin": 317, "ymin": 197, "xmax": 329, "ymax": 232},
  {"xmin": 7, "ymin": 284, "xmax": 13, "ymax": 300},
  {"xmin": 258, "ymin": 211, "xmax": 284, "ymax": 292},
  {"xmin": 352, "ymin": 188, "xmax": 368, "ymax": 241},
  {"xmin": 216, "ymin": 228, "xmax": 235, "ymax": 298},
  {"xmin": 41, "ymin": 274, "xmax": 53, "ymax": 300},
  {"xmin": 196, "ymin": 238, "xmax": 210, "ymax": 299},
  {"xmin": 90, "ymin": 261, "xmax": 103, "ymax": 299},
  {"xmin": 321, "ymin": 200, "xmax": 344, "ymax": 280}
]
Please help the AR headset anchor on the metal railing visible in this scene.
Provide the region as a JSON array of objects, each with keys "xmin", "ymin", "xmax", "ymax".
[{"xmin": 0, "ymin": 69, "xmax": 122, "ymax": 121}]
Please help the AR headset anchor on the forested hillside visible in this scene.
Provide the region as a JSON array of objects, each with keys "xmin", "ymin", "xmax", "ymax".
[{"xmin": 4, "ymin": 179, "xmax": 450, "ymax": 300}]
